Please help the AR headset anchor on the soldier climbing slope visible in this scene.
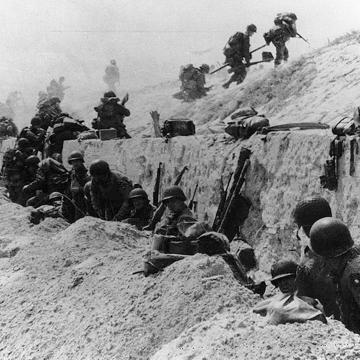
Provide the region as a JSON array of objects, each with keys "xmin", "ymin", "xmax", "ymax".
[
  {"xmin": 309, "ymin": 217, "xmax": 360, "ymax": 333},
  {"xmin": 263, "ymin": 12, "xmax": 297, "ymax": 66},
  {"xmin": 174, "ymin": 64, "xmax": 211, "ymax": 102},
  {"xmin": 222, "ymin": 24, "xmax": 257, "ymax": 89}
]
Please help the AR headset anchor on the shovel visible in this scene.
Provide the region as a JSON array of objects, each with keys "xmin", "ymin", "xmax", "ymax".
[{"xmin": 247, "ymin": 51, "xmax": 274, "ymax": 67}]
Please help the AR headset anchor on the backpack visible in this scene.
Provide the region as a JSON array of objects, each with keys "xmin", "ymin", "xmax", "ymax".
[
  {"xmin": 225, "ymin": 115, "xmax": 270, "ymax": 140},
  {"xmin": 161, "ymin": 118, "xmax": 195, "ymax": 137},
  {"xmin": 227, "ymin": 32, "xmax": 245, "ymax": 49},
  {"xmin": 180, "ymin": 64, "xmax": 196, "ymax": 82}
]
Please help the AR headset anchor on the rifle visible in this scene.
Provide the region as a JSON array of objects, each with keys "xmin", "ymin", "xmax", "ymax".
[
  {"xmin": 250, "ymin": 44, "xmax": 267, "ymax": 54},
  {"xmin": 145, "ymin": 165, "xmax": 188, "ymax": 231},
  {"xmin": 296, "ymin": 32, "xmax": 310, "ymax": 44},
  {"xmin": 210, "ymin": 63, "xmax": 229, "ymax": 75},
  {"xmin": 212, "ymin": 172, "xmax": 233, "ymax": 230},
  {"xmin": 188, "ymin": 182, "xmax": 199, "ymax": 211},
  {"xmin": 218, "ymin": 158, "xmax": 250, "ymax": 234},
  {"xmin": 153, "ymin": 162, "xmax": 163, "ymax": 207}
]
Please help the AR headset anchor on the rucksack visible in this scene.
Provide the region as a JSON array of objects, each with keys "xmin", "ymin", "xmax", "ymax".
[
  {"xmin": 161, "ymin": 118, "xmax": 195, "ymax": 137},
  {"xmin": 180, "ymin": 64, "xmax": 196, "ymax": 82},
  {"xmin": 225, "ymin": 115, "xmax": 270, "ymax": 140},
  {"xmin": 227, "ymin": 32, "xmax": 245, "ymax": 49}
]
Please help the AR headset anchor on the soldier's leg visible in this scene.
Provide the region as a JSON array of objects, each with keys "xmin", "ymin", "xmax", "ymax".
[
  {"xmin": 283, "ymin": 46, "xmax": 289, "ymax": 62},
  {"xmin": 235, "ymin": 65, "xmax": 247, "ymax": 85},
  {"xmin": 274, "ymin": 42, "xmax": 283, "ymax": 66}
]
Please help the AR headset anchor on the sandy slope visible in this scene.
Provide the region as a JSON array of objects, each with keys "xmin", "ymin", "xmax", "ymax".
[
  {"xmin": 0, "ymin": 199, "xmax": 359, "ymax": 360},
  {"xmin": 60, "ymin": 32, "xmax": 360, "ymax": 138}
]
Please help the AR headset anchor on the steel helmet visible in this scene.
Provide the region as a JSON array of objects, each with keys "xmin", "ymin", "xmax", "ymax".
[
  {"xmin": 270, "ymin": 260, "xmax": 298, "ymax": 282},
  {"xmin": 200, "ymin": 64, "xmax": 210, "ymax": 73},
  {"xmin": 103, "ymin": 91, "xmax": 117, "ymax": 98},
  {"xmin": 128, "ymin": 188, "xmax": 149, "ymax": 201},
  {"xmin": 162, "ymin": 186, "xmax": 186, "ymax": 202},
  {"xmin": 30, "ymin": 117, "xmax": 42, "ymax": 127},
  {"xmin": 25, "ymin": 155, "xmax": 40, "ymax": 166},
  {"xmin": 247, "ymin": 24, "xmax": 257, "ymax": 33},
  {"xmin": 68, "ymin": 151, "xmax": 84, "ymax": 164},
  {"xmin": 89, "ymin": 159, "xmax": 110, "ymax": 176},
  {"xmin": 110, "ymin": 59, "xmax": 116, "ymax": 65},
  {"xmin": 293, "ymin": 196, "xmax": 332, "ymax": 236},
  {"xmin": 48, "ymin": 192, "xmax": 63, "ymax": 201},
  {"xmin": 17, "ymin": 138, "xmax": 30, "ymax": 148},
  {"xmin": 310, "ymin": 217, "xmax": 354, "ymax": 258}
]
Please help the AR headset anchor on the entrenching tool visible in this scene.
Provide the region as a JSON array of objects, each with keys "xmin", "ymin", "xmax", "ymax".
[
  {"xmin": 250, "ymin": 43, "xmax": 267, "ymax": 54},
  {"xmin": 210, "ymin": 51, "xmax": 274, "ymax": 74},
  {"xmin": 246, "ymin": 51, "xmax": 274, "ymax": 66}
]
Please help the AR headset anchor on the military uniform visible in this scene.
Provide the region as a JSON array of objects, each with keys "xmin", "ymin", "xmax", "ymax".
[
  {"xmin": 90, "ymin": 171, "xmax": 132, "ymax": 221},
  {"xmin": 93, "ymin": 93, "xmax": 131, "ymax": 138},
  {"xmin": 296, "ymin": 247, "xmax": 340, "ymax": 319},
  {"xmin": 264, "ymin": 14, "xmax": 297, "ymax": 66},
  {"xmin": 123, "ymin": 203, "xmax": 156, "ymax": 230},
  {"xmin": 19, "ymin": 126, "xmax": 46, "ymax": 153},
  {"xmin": 222, "ymin": 30, "xmax": 253, "ymax": 88},
  {"xmin": 62, "ymin": 165, "xmax": 90, "ymax": 223},
  {"xmin": 23, "ymin": 157, "xmax": 69, "ymax": 205},
  {"xmin": 178, "ymin": 64, "xmax": 210, "ymax": 101}
]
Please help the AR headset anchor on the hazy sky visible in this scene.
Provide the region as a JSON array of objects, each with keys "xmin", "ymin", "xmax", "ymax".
[{"xmin": 1, "ymin": 0, "xmax": 359, "ymax": 105}]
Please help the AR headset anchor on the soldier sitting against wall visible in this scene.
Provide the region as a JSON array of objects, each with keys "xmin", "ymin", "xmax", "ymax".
[
  {"xmin": 89, "ymin": 159, "xmax": 133, "ymax": 221},
  {"xmin": 152, "ymin": 186, "xmax": 197, "ymax": 255},
  {"xmin": 122, "ymin": 188, "xmax": 156, "ymax": 230}
]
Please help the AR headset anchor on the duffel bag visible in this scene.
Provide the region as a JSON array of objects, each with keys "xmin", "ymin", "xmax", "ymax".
[{"xmin": 161, "ymin": 118, "xmax": 195, "ymax": 137}]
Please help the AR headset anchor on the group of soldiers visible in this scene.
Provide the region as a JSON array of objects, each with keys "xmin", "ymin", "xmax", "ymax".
[{"xmin": 176, "ymin": 12, "xmax": 299, "ymax": 100}]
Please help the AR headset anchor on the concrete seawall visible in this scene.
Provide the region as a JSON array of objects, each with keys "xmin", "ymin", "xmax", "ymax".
[{"xmin": 62, "ymin": 131, "xmax": 360, "ymax": 271}]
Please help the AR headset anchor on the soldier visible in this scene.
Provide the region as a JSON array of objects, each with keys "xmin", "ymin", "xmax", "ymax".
[
  {"xmin": 30, "ymin": 192, "xmax": 66, "ymax": 225},
  {"xmin": 264, "ymin": 12, "xmax": 297, "ymax": 66},
  {"xmin": 89, "ymin": 160, "xmax": 132, "ymax": 221},
  {"xmin": 61, "ymin": 151, "xmax": 90, "ymax": 223},
  {"xmin": 153, "ymin": 186, "xmax": 197, "ymax": 254},
  {"xmin": 310, "ymin": 218, "xmax": 360, "ymax": 333},
  {"xmin": 177, "ymin": 64, "xmax": 211, "ymax": 101},
  {"xmin": 253, "ymin": 260, "xmax": 327, "ymax": 324},
  {"xmin": 222, "ymin": 24, "xmax": 257, "ymax": 89},
  {"xmin": 7, "ymin": 171, "xmax": 26, "ymax": 205},
  {"xmin": 24, "ymin": 155, "xmax": 41, "ymax": 184},
  {"xmin": 19, "ymin": 117, "xmax": 46, "ymax": 153},
  {"xmin": 122, "ymin": 188, "xmax": 156, "ymax": 230},
  {"xmin": 103, "ymin": 60, "xmax": 120, "ymax": 92},
  {"xmin": 92, "ymin": 91, "xmax": 131, "ymax": 138},
  {"xmin": 36, "ymin": 97, "xmax": 62, "ymax": 130},
  {"xmin": 293, "ymin": 196, "xmax": 339, "ymax": 319},
  {"xmin": 23, "ymin": 155, "xmax": 69, "ymax": 207}
]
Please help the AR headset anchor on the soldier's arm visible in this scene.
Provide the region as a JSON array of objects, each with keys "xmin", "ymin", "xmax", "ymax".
[
  {"xmin": 243, "ymin": 37, "xmax": 251, "ymax": 64},
  {"xmin": 112, "ymin": 177, "xmax": 133, "ymax": 221},
  {"xmin": 90, "ymin": 183, "xmax": 105, "ymax": 219}
]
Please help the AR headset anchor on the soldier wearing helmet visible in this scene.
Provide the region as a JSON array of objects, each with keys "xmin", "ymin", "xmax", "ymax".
[
  {"xmin": 122, "ymin": 188, "xmax": 156, "ymax": 230},
  {"xmin": 292, "ymin": 196, "xmax": 339, "ymax": 319},
  {"xmin": 60, "ymin": 151, "xmax": 90, "ymax": 223},
  {"xmin": 24, "ymin": 155, "xmax": 41, "ymax": 184},
  {"xmin": 222, "ymin": 24, "xmax": 257, "ymax": 89},
  {"xmin": 264, "ymin": 12, "xmax": 297, "ymax": 66},
  {"xmin": 176, "ymin": 63, "xmax": 211, "ymax": 101},
  {"xmin": 89, "ymin": 159, "xmax": 132, "ymax": 221},
  {"xmin": 29, "ymin": 191, "xmax": 66, "ymax": 225},
  {"xmin": 309, "ymin": 217, "xmax": 360, "ymax": 333},
  {"xmin": 103, "ymin": 60, "xmax": 120, "ymax": 92},
  {"xmin": 23, "ymin": 156, "xmax": 69, "ymax": 207},
  {"xmin": 152, "ymin": 185, "xmax": 196, "ymax": 254},
  {"xmin": 18, "ymin": 117, "xmax": 46, "ymax": 153},
  {"xmin": 93, "ymin": 90, "xmax": 131, "ymax": 138}
]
